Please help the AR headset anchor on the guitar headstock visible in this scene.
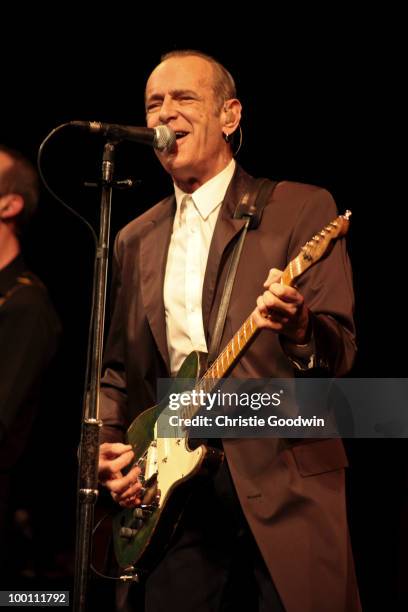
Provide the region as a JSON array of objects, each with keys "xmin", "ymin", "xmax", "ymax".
[{"xmin": 300, "ymin": 210, "xmax": 351, "ymax": 264}]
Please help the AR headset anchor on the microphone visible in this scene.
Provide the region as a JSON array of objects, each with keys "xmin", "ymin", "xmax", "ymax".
[{"xmin": 70, "ymin": 121, "xmax": 176, "ymax": 152}]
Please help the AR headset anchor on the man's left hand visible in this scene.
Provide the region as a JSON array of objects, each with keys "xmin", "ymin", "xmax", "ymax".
[{"xmin": 253, "ymin": 268, "xmax": 311, "ymax": 344}]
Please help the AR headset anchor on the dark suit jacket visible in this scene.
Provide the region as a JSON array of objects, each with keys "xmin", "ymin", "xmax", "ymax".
[{"xmin": 100, "ymin": 165, "xmax": 360, "ymax": 611}]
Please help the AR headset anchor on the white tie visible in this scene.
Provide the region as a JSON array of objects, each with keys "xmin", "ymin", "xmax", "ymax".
[{"xmin": 179, "ymin": 194, "xmax": 193, "ymax": 227}]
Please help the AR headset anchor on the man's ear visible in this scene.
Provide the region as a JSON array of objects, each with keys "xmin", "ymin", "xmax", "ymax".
[
  {"xmin": 0, "ymin": 194, "xmax": 24, "ymax": 219},
  {"xmin": 221, "ymin": 99, "xmax": 242, "ymax": 133}
]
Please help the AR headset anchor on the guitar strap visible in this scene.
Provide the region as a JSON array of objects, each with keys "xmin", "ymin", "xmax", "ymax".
[{"xmin": 207, "ymin": 177, "xmax": 278, "ymax": 364}]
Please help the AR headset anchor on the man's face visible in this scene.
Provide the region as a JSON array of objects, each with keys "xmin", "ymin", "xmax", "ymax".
[{"xmin": 145, "ymin": 56, "xmax": 230, "ymax": 190}]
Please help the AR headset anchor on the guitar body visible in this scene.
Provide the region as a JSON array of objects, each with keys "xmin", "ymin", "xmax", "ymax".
[{"xmin": 112, "ymin": 350, "xmax": 223, "ymax": 572}]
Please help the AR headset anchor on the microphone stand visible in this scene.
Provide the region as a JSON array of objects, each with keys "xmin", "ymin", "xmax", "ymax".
[{"xmin": 73, "ymin": 141, "xmax": 117, "ymax": 612}]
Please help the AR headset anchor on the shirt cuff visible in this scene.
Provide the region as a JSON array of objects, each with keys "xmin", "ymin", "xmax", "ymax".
[{"xmin": 280, "ymin": 334, "xmax": 316, "ymax": 370}]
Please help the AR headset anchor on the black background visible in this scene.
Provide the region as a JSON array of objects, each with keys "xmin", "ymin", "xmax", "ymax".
[{"xmin": 2, "ymin": 13, "xmax": 406, "ymax": 610}]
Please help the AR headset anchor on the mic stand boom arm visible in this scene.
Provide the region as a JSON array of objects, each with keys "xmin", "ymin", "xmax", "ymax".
[{"xmin": 74, "ymin": 141, "xmax": 116, "ymax": 611}]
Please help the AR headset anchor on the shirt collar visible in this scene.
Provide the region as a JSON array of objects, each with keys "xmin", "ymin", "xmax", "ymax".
[
  {"xmin": 0, "ymin": 254, "xmax": 26, "ymax": 295},
  {"xmin": 174, "ymin": 159, "xmax": 236, "ymax": 220}
]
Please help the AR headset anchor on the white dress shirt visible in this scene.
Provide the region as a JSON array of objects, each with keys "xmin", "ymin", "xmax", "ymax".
[{"xmin": 163, "ymin": 159, "xmax": 236, "ymax": 376}]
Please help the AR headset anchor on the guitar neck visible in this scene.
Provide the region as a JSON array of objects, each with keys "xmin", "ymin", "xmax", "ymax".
[{"xmin": 202, "ymin": 312, "xmax": 259, "ymax": 384}]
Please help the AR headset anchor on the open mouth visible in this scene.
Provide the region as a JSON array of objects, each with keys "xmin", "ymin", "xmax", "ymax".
[{"xmin": 175, "ymin": 131, "xmax": 189, "ymax": 142}]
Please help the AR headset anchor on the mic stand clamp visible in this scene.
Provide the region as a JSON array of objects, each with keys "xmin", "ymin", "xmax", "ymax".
[{"xmin": 83, "ymin": 177, "xmax": 141, "ymax": 190}]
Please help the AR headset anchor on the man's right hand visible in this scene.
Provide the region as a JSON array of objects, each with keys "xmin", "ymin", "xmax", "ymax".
[{"xmin": 98, "ymin": 442, "xmax": 142, "ymax": 508}]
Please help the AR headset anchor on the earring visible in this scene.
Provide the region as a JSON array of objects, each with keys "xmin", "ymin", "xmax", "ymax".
[
  {"xmin": 233, "ymin": 125, "xmax": 243, "ymax": 156},
  {"xmin": 222, "ymin": 125, "xmax": 243, "ymax": 154}
]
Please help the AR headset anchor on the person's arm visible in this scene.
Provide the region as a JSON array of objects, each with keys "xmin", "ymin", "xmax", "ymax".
[
  {"xmin": 99, "ymin": 230, "xmax": 129, "ymax": 444},
  {"xmin": 98, "ymin": 231, "xmax": 143, "ymax": 506},
  {"xmin": 254, "ymin": 187, "xmax": 356, "ymax": 377}
]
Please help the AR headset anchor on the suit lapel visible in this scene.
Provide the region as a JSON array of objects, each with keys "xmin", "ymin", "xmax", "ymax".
[
  {"xmin": 202, "ymin": 166, "xmax": 254, "ymax": 338},
  {"xmin": 140, "ymin": 196, "xmax": 175, "ymax": 373}
]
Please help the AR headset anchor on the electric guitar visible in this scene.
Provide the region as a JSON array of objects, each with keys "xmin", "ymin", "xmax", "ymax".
[{"xmin": 111, "ymin": 210, "xmax": 351, "ymax": 577}]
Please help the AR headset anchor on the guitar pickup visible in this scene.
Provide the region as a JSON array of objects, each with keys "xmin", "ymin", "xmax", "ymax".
[
  {"xmin": 119, "ymin": 527, "xmax": 138, "ymax": 540},
  {"xmin": 133, "ymin": 506, "xmax": 153, "ymax": 520}
]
